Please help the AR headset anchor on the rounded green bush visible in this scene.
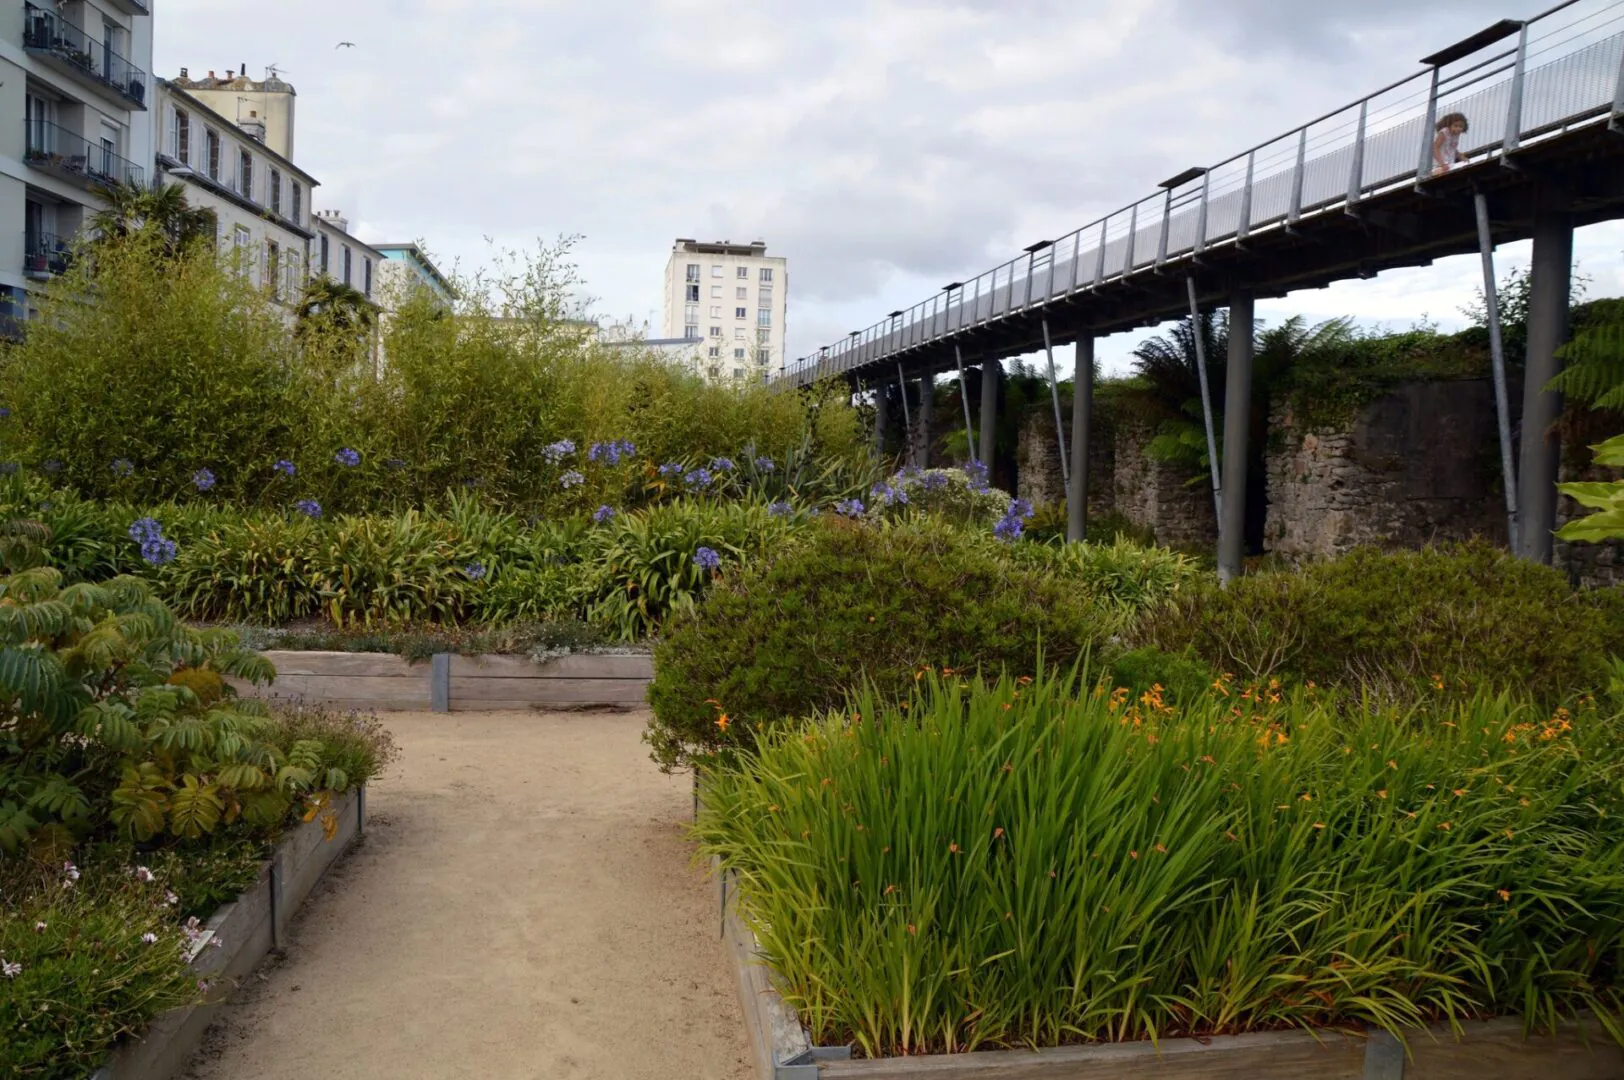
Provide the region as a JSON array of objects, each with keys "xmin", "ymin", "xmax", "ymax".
[
  {"xmin": 645, "ymin": 518, "xmax": 1121, "ymax": 769},
  {"xmin": 1135, "ymin": 540, "xmax": 1624, "ymax": 701}
]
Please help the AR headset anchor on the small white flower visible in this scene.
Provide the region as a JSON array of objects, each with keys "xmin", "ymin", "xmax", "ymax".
[
  {"xmin": 33, "ymin": 922, "xmax": 46, "ymax": 934},
  {"xmin": 209, "ymin": 937, "xmax": 223, "ymax": 949},
  {"xmin": 133, "ymin": 866, "xmax": 154, "ymax": 883},
  {"xmin": 165, "ymin": 891, "xmax": 179, "ymax": 906},
  {"xmin": 141, "ymin": 932, "xmax": 158, "ymax": 945},
  {"xmin": 2, "ymin": 959, "xmax": 21, "ymax": 979}
]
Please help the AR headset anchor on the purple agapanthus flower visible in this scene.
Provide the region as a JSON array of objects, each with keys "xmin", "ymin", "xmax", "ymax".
[
  {"xmin": 111, "ymin": 458, "xmax": 134, "ymax": 477},
  {"xmin": 334, "ymin": 448, "xmax": 361, "ymax": 468},
  {"xmin": 193, "ymin": 468, "xmax": 216, "ymax": 492},
  {"xmin": 993, "ymin": 514, "xmax": 1025, "ymax": 542},
  {"xmin": 130, "ymin": 518, "xmax": 177, "ymax": 565},
  {"xmin": 871, "ymin": 482, "xmax": 909, "ymax": 507},
  {"xmin": 273, "ymin": 459, "xmax": 296, "ymax": 478},
  {"xmin": 963, "ymin": 460, "xmax": 991, "ymax": 493},
  {"xmin": 921, "ymin": 471, "xmax": 950, "ymax": 492},
  {"xmin": 543, "ymin": 439, "xmax": 577, "ymax": 464},
  {"xmin": 711, "ymin": 457, "xmax": 735, "ymax": 472},
  {"xmin": 559, "ymin": 470, "xmax": 585, "ymax": 489},
  {"xmin": 593, "ymin": 505, "xmax": 616, "ymax": 524},
  {"xmin": 833, "ymin": 498, "xmax": 865, "ymax": 517},
  {"xmin": 465, "ymin": 562, "xmax": 487, "ymax": 581},
  {"xmin": 753, "ymin": 457, "xmax": 775, "ymax": 472},
  {"xmin": 683, "ymin": 468, "xmax": 714, "ymax": 488},
  {"xmin": 0, "ymin": 407, "xmax": 11, "ymax": 420},
  {"xmin": 294, "ymin": 499, "xmax": 322, "ymax": 519},
  {"xmin": 693, "ymin": 546, "xmax": 721, "ymax": 571},
  {"xmin": 768, "ymin": 501, "xmax": 794, "ymax": 518},
  {"xmin": 658, "ymin": 462, "xmax": 684, "ymax": 478},
  {"xmin": 588, "ymin": 440, "xmax": 638, "ymax": 466}
]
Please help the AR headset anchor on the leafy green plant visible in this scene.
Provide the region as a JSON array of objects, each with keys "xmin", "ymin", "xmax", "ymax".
[
  {"xmin": 305, "ymin": 511, "xmax": 473, "ymax": 626},
  {"xmin": 1136, "ymin": 541, "xmax": 1624, "ymax": 699},
  {"xmin": 164, "ymin": 513, "xmax": 323, "ymax": 624},
  {"xmin": 645, "ymin": 519, "xmax": 1122, "ymax": 769},
  {"xmin": 698, "ymin": 668, "xmax": 1624, "ymax": 1057}
]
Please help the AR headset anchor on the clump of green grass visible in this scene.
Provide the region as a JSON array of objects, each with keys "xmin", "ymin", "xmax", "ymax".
[{"xmin": 697, "ymin": 668, "xmax": 1624, "ymax": 1058}]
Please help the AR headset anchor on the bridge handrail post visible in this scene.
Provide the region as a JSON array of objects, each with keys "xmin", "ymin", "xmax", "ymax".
[
  {"xmin": 1092, "ymin": 217, "xmax": 1108, "ymax": 286},
  {"xmin": 1503, "ymin": 21, "xmax": 1529, "ymax": 153},
  {"xmin": 1237, "ymin": 151, "xmax": 1255, "ymax": 241},
  {"xmin": 1069, "ymin": 231, "xmax": 1083, "ymax": 293},
  {"xmin": 1612, "ymin": 23, "xmax": 1624, "ymax": 131},
  {"xmin": 1347, "ymin": 98, "xmax": 1369, "ymax": 210},
  {"xmin": 1195, "ymin": 170, "xmax": 1210, "ymax": 256},
  {"xmin": 1287, "ymin": 126, "xmax": 1308, "ymax": 225},
  {"xmin": 1156, "ymin": 186, "xmax": 1173, "ymax": 268},
  {"xmin": 1416, "ymin": 63, "xmax": 1442, "ymax": 184},
  {"xmin": 1123, "ymin": 202, "xmax": 1138, "ymax": 277},
  {"xmin": 1024, "ymin": 251, "xmax": 1035, "ymax": 308}
]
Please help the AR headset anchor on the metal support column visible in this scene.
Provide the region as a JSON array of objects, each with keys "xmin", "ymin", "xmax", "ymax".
[
  {"xmin": 979, "ymin": 360, "xmax": 998, "ymax": 471},
  {"xmin": 1473, "ymin": 192, "xmax": 1520, "ymax": 552},
  {"xmin": 1188, "ymin": 277, "xmax": 1223, "ymax": 523},
  {"xmin": 873, "ymin": 382, "xmax": 889, "ymax": 456},
  {"xmin": 1068, "ymin": 335, "xmax": 1094, "ymax": 544},
  {"xmin": 953, "ymin": 345, "xmax": 977, "ymax": 463},
  {"xmin": 1517, "ymin": 207, "xmax": 1573, "ymax": 564},
  {"xmin": 1218, "ymin": 292, "xmax": 1254, "ymax": 585},
  {"xmin": 1040, "ymin": 319, "xmax": 1070, "ymax": 484},
  {"xmin": 896, "ymin": 362, "xmax": 912, "ymax": 434},
  {"xmin": 915, "ymin": 373, "xmax": 934, "ymax": 469}
]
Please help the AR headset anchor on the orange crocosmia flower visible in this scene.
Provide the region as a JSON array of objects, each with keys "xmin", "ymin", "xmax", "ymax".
[
  {"xmin": 906, "ymin": 924, "xmax": 917, "ymax": 935},
  {"xmin": 993, "ymin": 827, "xmax": 1005, "ymax": 839},
  {"xmin": 1153, "ymin": 843, "xmax": 1168, "ymax": 854},
  {"xmin": 715, "ymin": 714, "xmax": 731, "ymax": 731},
  {"xmin": 884, "ymin": 884, "xmax": 896, "ymax": 896},
  {"xmin": 1438, "ymin": 822, "xmax": 1452, "ymax": 831},
  {"xmin": 1498, "ymin": 889, "xmax": 1512, "ymax": 902},
  {"xmin": 948, "ymin": 843, "xmax": 960, "ymax": 854},
  {"xmin": 1128, "ymin": 850, "xmax": 1140, "ymax": 860}
]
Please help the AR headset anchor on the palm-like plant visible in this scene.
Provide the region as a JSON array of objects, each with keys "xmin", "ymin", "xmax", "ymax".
[
  {"xmin": 296, "ymin": 275, "xmax": 378, "ymax": 335},
  {"xmin": 90, "ymin": 181, "xmax": 217, "ymax": 257}
]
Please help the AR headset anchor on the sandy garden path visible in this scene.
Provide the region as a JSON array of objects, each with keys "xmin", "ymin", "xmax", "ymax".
[{"xmin": 184, "ymin": 710, "xmax": 751, "ymax": 1080}]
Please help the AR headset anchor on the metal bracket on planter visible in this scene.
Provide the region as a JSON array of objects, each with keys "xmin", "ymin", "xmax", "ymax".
[
  {"xmin": 430, "ymin": 653, "xmax": 451, "ymax": 712},
  {"xmin": 778, "ymin": 1046, "xmax": 853, "ymax": 1079},
  {"xmin": 1363, "ymin": 1030, "xmax": 1405, "ymax": 1079}
]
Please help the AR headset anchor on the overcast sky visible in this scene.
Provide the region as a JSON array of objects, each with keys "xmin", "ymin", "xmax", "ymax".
[{"xmin": 157, "ymin": 0, "xmax": 1624, "ymax": 376}]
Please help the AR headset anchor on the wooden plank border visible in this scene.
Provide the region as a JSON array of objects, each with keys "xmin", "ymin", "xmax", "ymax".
[
  {"xmin": 230, "ymin": 650, "xmax": 654, "ymax": 712},
  {"xmin": 90, "ymin": 788, "xmax": 365, "ymax": 1080},
  {"xmin": 716, "ymin": 870, "xmax": 1624, "ymax": 1079}
]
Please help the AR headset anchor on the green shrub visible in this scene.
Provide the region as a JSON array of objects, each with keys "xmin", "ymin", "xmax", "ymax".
[
  {"xmin": 165, "ymin": 513, "xmax": 323, "ymax": 623},
  {"xmin": 645, "ymin": 519, "xmax": 1120, "ymax": 768},
  {"xmin": 1136, "ymin": 541, "xmax": 1624, "ymax": 700},
  {"xmin": 306, "ymin": 512, "xmax": 475, "ymax": 626},
  {"xmin": 1005, "ymin": 536, "xmax": 1200, "ymax": 613},
  {"xmin": 868, "ymin": 467, "xmax": 1011, "ymax": 527},
  {"xmin": 1104, "ymin": 646, "xmax": 1218, "ymax": 703},
  {"xmin": 697, "ymin": 669, "xmax": 1624, "ymax": 1057}
]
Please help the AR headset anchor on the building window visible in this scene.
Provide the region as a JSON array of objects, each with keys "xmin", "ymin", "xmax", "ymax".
[
  {"xmin": 710, "ymin": 285, "xmax": 722, "ymax": 299},
  {"xmin": 99, "ymin": 137, "xmax": 116, "ymax": 177},
  {"xmin": 710, "ymin": 265, "xmax": 722, "ymax": 278},
  {"xmin": 685, "ymin": 284, "xmax": 699, "ymax": 302},
  {"xmin": 734, "ymin": 348, "xmax": 745, "ymax": 359},
  {"xmin": 709, "ymin": 305, "xmax": 721, "ymax": 318},
  {"xmin": 734, "ymin": 307, "xmax": 746, "ymax": 319},
  {"xmin": 25, "ymin": 94, "xmax": 53, "ymax": 154},
  {"xmin": 364, "ymin": 257, "xmax": 373, "ymax": 297},
  {"xmin": 759, "ymin": 288, "xmax": 773, "ymax": 304},
  {"xmin": 686, "ymin": 324, "xmax": 700, "ymax": 340},
  {"xmin": 757, "ymin": 328, "xmax": 770, "ymax": 343},
  {"xmin": 206, "ymin": 129, "xmax": 221, "ymax": 180},
  {"xmin": 709, "ymin": 326, "xmax": 722, "ymax": 337},
  {"xmin": 736, "ymin": 286, "xmax": 747, "ymax": 300},
  {"xmin": 320, "ymin": 234, "xmax": 330, "ymax": 274},
  {"xmin": 734, "ymin": 328, "xmax": 745, "ymax": 340},
  {"xmin": 238, "ymin": 149, "xmax": 254, "ymax": 200},
  {"xmin": 167, "ymin": 107, "xmax": 191, "ymax": 163},
  {"xmin": 684, "ymin": 303, "xmax": 698, "ymax": 323},
  {"xmin": 268, "ymin": 168, "xmax": 282, "ymax": 215},
  {"xmin": 757, "ymin": 308, "xmax": 772, "ymax": 327},
  {"xmin": 733, "ymin": 367, "xmax": 745, "ymax": 379},
  {"xmin": 755, "ymin": 349, "xmax": 771, "ymax": 365},
  {"xmin": 708, "ymin": 346, "xmax": 720, "ymax": 358},
  {"xmin": 343, "ymin": 246, "xmax": 353, "ymax": 286},
  {"xmin": 760, "ymin": 268, "xmax": 774, "ymax": 282},
  {"xmin": 290, "ymin": 183, "xmax": 301, "ymax": 226},
  {"xmin": 267, "ymin": 240, "xmax": 280, "ymax": 299},
  {"xmin": 685, "ymin": 264, "xmax": 700, "ymax": 282}
]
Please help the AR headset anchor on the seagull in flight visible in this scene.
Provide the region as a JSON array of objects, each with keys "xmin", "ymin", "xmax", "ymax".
[{"xmin": 335, "ymin": 41, "xmax": 357, "ymax": 49}]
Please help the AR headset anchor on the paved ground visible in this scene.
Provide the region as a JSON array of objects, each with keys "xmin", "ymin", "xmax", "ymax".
[{"xmin": 184, "ymin": 710, "xmax": 751, "ymax": 1080}]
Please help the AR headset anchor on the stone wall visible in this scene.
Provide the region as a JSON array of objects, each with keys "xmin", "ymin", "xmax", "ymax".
[
  {"xmin": 1111, "ymin": 420, "xmax": 1218, "ymax": 549},
  {"xmin": 1016, "ymin": 403, "xmax": 1115, "ymax": 513},
  {"xmin": 1554, "ymin": 455, "xmax": 1624, "ymax": 588},
  {"xmin": 1264, "ymin": 380, "xmax": 1509, "ymax": 559}
]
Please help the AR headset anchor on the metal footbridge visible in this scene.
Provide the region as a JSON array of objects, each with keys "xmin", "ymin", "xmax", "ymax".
[{"xmin": 781, "ymin": 0, "xmax": 1624, "ymax": 389}]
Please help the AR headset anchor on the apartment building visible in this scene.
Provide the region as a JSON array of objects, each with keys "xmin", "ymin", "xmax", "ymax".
[
  {"xmin": 660, "ymin": 239, "xmax": 787, "ymax": 383},
  {"xmin": 374, "ymin": 243, "xmax": 453, "ymax": 311},
  {"xmin": 2, "ymin": 0, "xmax": 154, "ymax": 317},
  {"xmin": 154, "ymin": 75, "xmax": 315, "ymax": 301},
  {"xmin": 312, "ymin": 209, "xmax": 382, "ymax": 302}
]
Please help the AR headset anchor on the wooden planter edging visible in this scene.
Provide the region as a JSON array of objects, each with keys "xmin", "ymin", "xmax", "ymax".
[
  {"xmin": 232, "ymin": 650, "xmax": 654, "ymax": 712},
  {"xmin": 89, "ymin": 787, "xmax": 366, "ymax": 1080},
  {"xmin": 718, "ymin": 862, "xmax": 1624, "ymax": 1080}
]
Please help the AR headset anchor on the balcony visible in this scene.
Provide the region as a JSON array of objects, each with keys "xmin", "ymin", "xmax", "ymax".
[
  {"xmin": 24, "ymin": 121, "xmax": 145, "ymax": 192},
  {"xmin": 102, "ymin": 0, "xmax": 151, "ymax": 16},
  {"xmin": 23, "ymin": 232, "xmax": 73, "ymax": 280},
  {"xmin": 22, "ymin": 4, "xmax": 149, "ymax": 110}
]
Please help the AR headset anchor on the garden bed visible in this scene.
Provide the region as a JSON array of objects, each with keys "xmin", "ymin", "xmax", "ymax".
[
  {"xmin": 232, "ymin": 651, "xmax": 653, "ymax": 712},
  {"xmin": 89, "ymin": 787, "xmax": 366, "ymax": 1080},
  {"xmin": 721, "ymin": 874, "xmax": 1624, "ymax": 1080}
]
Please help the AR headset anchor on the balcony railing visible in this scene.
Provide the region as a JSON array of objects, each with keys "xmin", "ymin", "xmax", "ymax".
[
  {"xmin": 24, "ymin": 121, "xmax": 145, "ymax": 190},
  {"xmin": 23, "ymin": 232, "xmax": 73, "ymax": 279},
  {"xmin": 22, "ymin": 3, "xmax": 149, "ymax": 110},
  {"xmin": 102, "ymin": 0, "xmax": 151, "ymax": 17}
]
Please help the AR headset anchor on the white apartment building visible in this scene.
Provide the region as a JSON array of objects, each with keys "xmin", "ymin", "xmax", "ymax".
[
  {"xmin": 154, "ymin": 75, "xmax": 315, "ymax": 302},
  {"xmin": 312, "ymin": 209, "xmax": 383, "ymax": 302},
  {"xmin": 1, "ymin": 0, "xmax": 155, "ymax": 320},
  {"xmin": 661, "ymin": 239, "xmax": 786, "ymax": 383}
]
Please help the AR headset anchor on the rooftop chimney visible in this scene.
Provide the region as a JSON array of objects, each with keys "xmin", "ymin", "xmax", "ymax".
[
  {"xmin": 179, "ymin": 67, "xmax": 189, "ymax": 78},
  {"xmin": 238, "ymin": 109, "xmax": 266, "ymax": 143}
]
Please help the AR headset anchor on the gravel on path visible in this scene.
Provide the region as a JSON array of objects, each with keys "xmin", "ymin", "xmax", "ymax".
[{"xmin": 183, "ymin": 710, "xmax": 751, "ymax": 1080}]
